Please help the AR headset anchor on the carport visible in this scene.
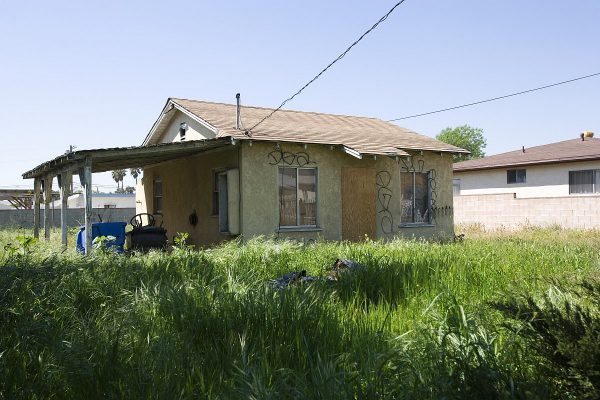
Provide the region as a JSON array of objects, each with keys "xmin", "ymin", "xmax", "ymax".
[{"xmin": 22, "ymin": 138, "xmax": 233, "ymax": 253}]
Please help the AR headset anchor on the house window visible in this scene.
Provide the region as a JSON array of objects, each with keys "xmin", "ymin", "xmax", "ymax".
[
  {"xmin": 217, "ymin": 172, "xmax": 229, "ymax": 233},
  {"xmin": 153, "ymin": 179, "xmax": 163, "ymax": 214},
  {"xmin": 401, "ymin": 171, "xmax": 430, "ymax": 224},
  {"xmin": 278, "ymin": 167, "xmax": 317, "ymax": 227},
  {"xmin": 569, "ymin": 170, "xmax": 600, "ymax": 194},
  {"xmin": 452, "ymin": 179, "xmax": 461, "ymax": 196},
  {"xmin": 212, "ymin": 171, "xmax": 220, "ymax": 215},
  {"xmin": 103, "ymin": 204, "xmax": 116, "ymax": 209},
  {"xmin": 179, "ymin": 122, "xmax": 188, "ymax": 141},
  {"xmin": 507, "ymin": 169, "xmax": 526, "ymax": 184}
]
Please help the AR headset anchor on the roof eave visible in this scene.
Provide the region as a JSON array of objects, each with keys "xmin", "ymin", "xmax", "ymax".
[
  {"xmin": 23, "ymin": 138, "xmax": 232, "ymax": 179},
  {"xmin": 454, "ymin": 154, "xmax": 600, "ymax": 173}
]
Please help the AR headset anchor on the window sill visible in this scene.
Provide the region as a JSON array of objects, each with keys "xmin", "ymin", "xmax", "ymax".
[
  {"xmin": 398, "ymin": 223, "xmax": 436, "ymax": 228},
  {"xmin": 276, "ymin": 226, "xmax": 322, "ymax": 233}
]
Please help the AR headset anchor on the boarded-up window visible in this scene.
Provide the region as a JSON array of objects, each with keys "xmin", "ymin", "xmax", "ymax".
[
  {"xmin": 401, "ymin": 172, "xmax": 430, "ymax": 224},
  {"xmin": 153, "ymin": 180, "xmax": 163, "ymax": 214},
  {"xmin": 569, "ymin": 170, "xmax": 600, "ymax": 194},
  {"xmin": 279, "ymin": 167, "xmax": 317, "ymax": 226}
]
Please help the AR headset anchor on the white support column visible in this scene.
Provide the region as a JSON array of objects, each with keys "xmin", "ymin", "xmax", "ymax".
[
  {"xmin": 43, "ymin": 175, "xmax": 53, "ymax": 241},
  {"xmin": 59, "ymin": 170, "xmax": 72, "ymax": 248},
  {"xmin": 80, "ymin": 158, "xmax": 93, "ymax": 254},
  {"xmin": 33, "ymin": 178, "xmax": 41, "ymax": 239}
]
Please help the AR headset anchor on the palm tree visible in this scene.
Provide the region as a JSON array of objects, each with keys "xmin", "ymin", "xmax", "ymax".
[
  {"xmin": 111, "ymin": 169, "xmax": 127, "ymax": 191},
  {"xmin": 130, "ymin": 168, "xmax": 141, "ymax": 184}
]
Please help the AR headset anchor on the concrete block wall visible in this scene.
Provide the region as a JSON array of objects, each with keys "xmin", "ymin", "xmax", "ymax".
[
  {"xmin": 454, "ymin": 193, "xmax": 600, "ymax": 230},
  {"xmin": 0, "ymin": 208, "xmax": 136, "ymax": 229}
]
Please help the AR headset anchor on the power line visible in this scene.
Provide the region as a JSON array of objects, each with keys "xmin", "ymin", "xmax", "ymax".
[
  {"xmin": 388, "ymin": 71, "xmax": 600, "ymax": 122},
  {"xmin": 248, "ymin": 0, "xmax": 408, "ymax": 133}
]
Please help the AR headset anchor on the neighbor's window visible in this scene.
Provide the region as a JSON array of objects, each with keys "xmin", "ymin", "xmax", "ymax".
[
  {"xmin": 507, "ymin": 169, "xmax": 526, "ymax": 184},
  {"xmin": 401, "ymin": 171, "xmax": 430, "ymax": 224},
  {"xmin": 279, "ymin": 167, "xmax": 317, "ymax": 227},
  {"xmin": 153, "ymin": 179, "xmax": 163, "ymax": 214},
  {"xmin": 452, "ymin": 179, "xmax": 461, "ymax": 196},
  {"xmin": 569, "ymin": 169, "xmax": 600, "ymax": 194},
  {"xmin": 103, "ymin": 204, "xmax": 116, "ymax": 209}
]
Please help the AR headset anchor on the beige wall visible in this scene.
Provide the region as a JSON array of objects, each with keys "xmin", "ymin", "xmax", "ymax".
[
  {"xmin": 137, "ymin": 146, "xmax": 239, "ymax": 246},
  {"xmin": 454, "ymin": 193, "xmax": 600, "ymax": 230},
  {"xmin": 136, "ymin": 141, "xmax": 456, "ymax": 245},
  {"xmin": 239, "ymin": 141, "xmax": 455, "ymax": 242},
  {"xmin": 455, "ymin": 160, "xmax": 600, "ymax": 198},
  {"xmin": 53, "ymin": 193, "xmax": 135, "ymax": 209},
  {"xmin": 157, "ymin": 110, "xmax": 216, "ymax": 143}
]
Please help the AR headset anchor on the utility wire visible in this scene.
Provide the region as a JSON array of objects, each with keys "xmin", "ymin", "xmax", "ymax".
[
  {"xmin": 247, "ymin": 0, "xmax": 408, "ymax": 133},
  {"xmin": 388, "ymin": 71, "xmax": 600, "ymax": 121}
]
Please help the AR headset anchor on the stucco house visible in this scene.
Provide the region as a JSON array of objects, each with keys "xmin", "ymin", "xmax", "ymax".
[
  {"xmin": 453, "ymin": 132, "xmax": 600, "ymax": 229},
  {"xmin": 134, "ymin": 98, "xmax": 467, "ymax": 245},
  {"xmin": 22, "ymin": 97, "xmax": 467, "ymax": 250}
]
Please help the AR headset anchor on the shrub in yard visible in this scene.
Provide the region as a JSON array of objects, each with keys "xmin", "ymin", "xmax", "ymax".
[{"xmin": 492, "ymin": 280, "xmax": 600, "ymax": 399}]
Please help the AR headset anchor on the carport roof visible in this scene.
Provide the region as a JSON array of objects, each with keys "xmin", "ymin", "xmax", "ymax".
[{"xmin": 22, "ymin": 137, "xmax": 232, "ymax": 179}]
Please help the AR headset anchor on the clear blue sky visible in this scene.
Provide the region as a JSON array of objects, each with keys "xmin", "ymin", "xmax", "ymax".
[{"xmin": 1, "ymin": 0, "xmax": 598, "ymax": 191}]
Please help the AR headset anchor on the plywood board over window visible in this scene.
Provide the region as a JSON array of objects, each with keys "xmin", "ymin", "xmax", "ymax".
[{"xmin": 342, "ymin": 167, "xmax": 376, "ymax": 241}]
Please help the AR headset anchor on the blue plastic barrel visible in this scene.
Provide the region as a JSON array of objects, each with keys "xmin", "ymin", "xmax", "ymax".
[{"xmin": 76, "ymin": 222, "xmax": 127, "ymax": 253}]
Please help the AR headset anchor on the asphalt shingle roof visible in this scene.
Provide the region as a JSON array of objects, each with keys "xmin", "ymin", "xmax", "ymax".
[
  {"xmin": 453, "ymin": 137, "xmax": 600, "ymax": 172},
  {"xmin": 162, "ymin": 98, "xmax": 467, "ymax": 156}
]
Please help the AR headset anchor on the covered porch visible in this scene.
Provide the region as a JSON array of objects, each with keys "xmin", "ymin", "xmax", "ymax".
[{"xmin": 22, "ymin": 138, "xmax": 233, "ymax": 253}]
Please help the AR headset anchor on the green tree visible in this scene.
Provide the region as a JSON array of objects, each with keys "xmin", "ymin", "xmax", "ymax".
[
  {"xmin": 130, "ymin": 168, "xmax": 141, "ymax": 184},
  {"xmin": 111, "ymin": 169, "xmax": 127, "ymax": 191},
  {"xmin": 436, "ymin": 125, "xmax": 487, "ymax": 162}
]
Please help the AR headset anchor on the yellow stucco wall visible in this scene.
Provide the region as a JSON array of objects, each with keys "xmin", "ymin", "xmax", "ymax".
[
  {"xmin": 136, "ymin": 140, "xmax": 455, "ymax": 246},
  {"xmin": 137, "ymin": 146, "xmax": 239, "ymax": 246},
  {"xmin": 239, "ymin": 141, "xmax": 455, "ymax": 242}
]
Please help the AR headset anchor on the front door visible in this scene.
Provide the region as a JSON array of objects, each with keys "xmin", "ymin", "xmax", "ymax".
[{"xmin": 341, "ymin": 167, "xmax": 376, "ymax": 241}]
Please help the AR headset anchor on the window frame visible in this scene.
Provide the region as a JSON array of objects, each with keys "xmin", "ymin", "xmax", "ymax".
[
  {"xmin": 179, "ymin": 122, "xmax": 188, "ymax": 141},
  {"xmin": 507, "ymin": 168, "xmax": 526, "ymax": 184},
  {"xmin": 569, "ymin": 169, "xmax": 600, "ymax": 195},
  {"xmin": 452, "ymin": 178, "xmax": 461, "ymax": 196},
  {"xmin": 278, "ymin": 166, "xmax": 318, "ymax": 228},
  {"xmin": 400, "ymin": 170, "xmax": 433, "ymax": 226},
  {"xmin": 211, "ymin": 170, "xmax": 221, "ymax": 216},
  {"xmin": 153, "ymin": 179, "xmax": 163, "ymax": 215}
]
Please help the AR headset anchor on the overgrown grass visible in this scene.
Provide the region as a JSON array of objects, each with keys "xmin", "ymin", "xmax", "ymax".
[{"xmin": 1, "ymin": 228, "xmax": 599, "ymax": 398}]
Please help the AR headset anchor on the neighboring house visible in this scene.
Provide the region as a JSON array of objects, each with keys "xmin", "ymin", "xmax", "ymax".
[
  {"xmin": 453, "ymin": 133, "xmax": 600, "ymax": 229},
  {"xmin": 51, "ymin": 193, "xmax": 135, "ymax": 209},
  {"xmin": 135, "ymin": 98, "xmax": 467, "ymax": 245}
]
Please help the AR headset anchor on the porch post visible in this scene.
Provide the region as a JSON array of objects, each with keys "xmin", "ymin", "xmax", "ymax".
[
  {"xmin": 33, "ymin": 178, "xmax": 41, "ymax": 239},
  {"xmin": 79, "ymin": 158, "xmax": 93, "ymax": 254},
  {"xmin": 59, "ymin": 170, "xmax": 72, "ymax": 248},
  {"xmin": 43, "ymin": 175, "xmax": 53, "ymax": 241}
]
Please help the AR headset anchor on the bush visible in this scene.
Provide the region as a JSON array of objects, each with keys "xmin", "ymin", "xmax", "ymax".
[{"xmin": 492, "ymin": 280, "xmax": 600, "ymax": 399}]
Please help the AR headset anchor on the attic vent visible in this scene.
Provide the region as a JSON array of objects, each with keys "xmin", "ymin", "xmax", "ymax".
[{"xmin": 179, "ymin": 122, "xmax": 188, "ymax": 141}]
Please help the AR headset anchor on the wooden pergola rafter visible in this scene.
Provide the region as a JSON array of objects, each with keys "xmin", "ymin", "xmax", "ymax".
[{"xmin": 22, "ymin": 138, "xmax": 233, "ymax": 253}]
